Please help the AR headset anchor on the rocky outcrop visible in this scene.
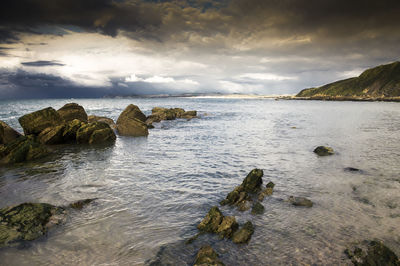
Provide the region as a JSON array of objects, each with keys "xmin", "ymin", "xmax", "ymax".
[
  {"xmin": 232, "ymin": 221, "xmax": 254, "ymax": 244},
  {"xmin": 116, "ymin": 104, "xmax": 149, "ymax": 137},
  {"xmin": 197, "ymin": 206, "xmax": 238, "ymax": 239},
  {"xmin": 19, "ymin": 107, "xmax": 63, "ymax": 135},
  {"xmin": 345, "ymin": 240, "xmax": 399, "ymax": 266},
  {"xmin": 57, "ymin": 103, "xmax": 88, "ymax": 123},
  {"xmin": 0, "ymin": 136, "xmax": 49, "ymax": 164},
  {"xmin": 314, "ymin": 146, "xmax": 334, "ymax": 156},
  {"xmin": 62, "ymin": 119, "xmax": 85, "ymax": 142},
  {"xmin": 0, "ymin": 121, "xmax": 22, "ymax": 143},
  {"xmin": 0, "ymin": 203, "xmax": 66, "ymax": 248},
  {"xmin": 76, "ymin": 122, "xmax": 116, "ymax": 144},
  {"xmin": 145, "ymin": 107, "xmax": 198, "ymax": 125},
  {"xmin": 88, "ymin": 115, "xmax": 116, "ymax": 129},
  {"xmin": 288, "ymin": 196, "xmax": 313, "ymax": 207},
  {"xmin": 220, "ymin": 169, "xmax": 263, "ymax": 209},
  {"xmin": 38, "ymin": 125, "xmax": 66, "ymax": 145},
  {"xmin": 194, "ymin": 245, "xmax": 225, "ymax": 266}
]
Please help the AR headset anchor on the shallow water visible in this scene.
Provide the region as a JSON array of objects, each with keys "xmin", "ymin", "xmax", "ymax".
[{"xmin": 0, "ymin": 98, "xmax": 399, "ymax": 265}]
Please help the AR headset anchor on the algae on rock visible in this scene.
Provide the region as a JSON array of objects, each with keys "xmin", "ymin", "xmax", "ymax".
[{"xmin": 194, "ymin": 245, "xmax": 225, "ymax": 266}]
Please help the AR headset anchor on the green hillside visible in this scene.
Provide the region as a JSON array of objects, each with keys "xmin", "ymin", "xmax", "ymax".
[{"xmin": 297, "ymin": 61, "xmax": 400, "ymax": 98}]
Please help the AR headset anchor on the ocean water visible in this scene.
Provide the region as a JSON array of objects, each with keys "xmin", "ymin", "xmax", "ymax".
[{"xmin": 0, "ymin": 98, "xmax": 399, "ymax": 265}]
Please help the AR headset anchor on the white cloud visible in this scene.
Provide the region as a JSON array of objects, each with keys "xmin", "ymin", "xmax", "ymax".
[{"xmin": 239, "ymin": 73, "xmax": 297, "ymax": 81}]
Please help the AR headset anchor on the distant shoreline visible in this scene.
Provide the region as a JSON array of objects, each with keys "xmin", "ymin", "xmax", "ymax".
[{"xmin": 277, "ymin": 96, "xmax": 400, "ymax": 102}]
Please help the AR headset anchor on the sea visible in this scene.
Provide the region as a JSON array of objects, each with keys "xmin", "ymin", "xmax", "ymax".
[{"xmin": 0, "ymin": 98, "xmax": 399, "ymax": 265}]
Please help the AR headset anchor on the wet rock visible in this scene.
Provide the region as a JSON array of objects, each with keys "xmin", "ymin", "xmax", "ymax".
[
  {"xmin": 38, "ymin": 125, "xmax": 66, "ymax": 145},
  {"xmin": 288, "ymin": 196, "xmax": 313, "ymax": 207},
  {"xmin": 0, "ymin": 203, "xmax": 66, "ymax": 248},
  {"xmin": 19, "ymin": 107, "xmax": 63, "ymax": 135},
  {"xmin": 197, "ymin": 206, "xmax": 224, "ymax": 233},
  {"xmin": 116, "ymin": 105, "xmax": 148, "ymax": 137},
  {"xmin": 258, "ymin": 182, "xmax": 274, "ymax": 201},
  {"xmin": 62, "ymin": 119, "xmax": 85, "ymax": 142},
  {"xmin": 237, "ymin": 200, "xmax": 252, "ymax": 212},
  {"xmin": 216, "ymin": 216, "xmax": 238, "ymax": 238},
  {"xmin": 146, "ymin": 107, "xmax": 198, "ymax": 124},
  {"xmin": 0, "ymin": 120, "xmax": 22, "ymax": 143},
  {"xmin": 266, "ymin": 181, "xmax": 275, "ymax": 188},
  {"xmin": 194, "ymin": 245, "xmax": 225, "ymax": 266},
  {"xmin": 232, "ymin": 221, "xmax": 254, "ymax": 244},
  {"xmin": 313, "ymin": 146, "xmax": 334, "ymax": 156},
  {"xmin": 344, "ymin": 167, "xmax": 362, "ymax": 173},
  {"xmin": 182, "ymin": 110, "xmax": 197, "ymax": 118},
  {"xmin": 57, "ymin": 103, "xmax": 88, "ymax": 123},
  {"xmin": 68, "ymin": 199, "xmax": 96, "ymax": 210},
  {"xmin": 76, "ymin": 122, "xmax": 116, "ymax": 144},
  {"xmin": 251, "ymin": 202, "xmax": 265, "ymax": 215},
  {"xmin": 345, "ymin": 240, "xmax": 399, "ymax": 266},
  {"xmin": 88, "ymin": 115, "xmax": 116, "ymax": 129},
  {"xmin": 0, "ymin": 136, "xmax": 49, "ymax": 164}
]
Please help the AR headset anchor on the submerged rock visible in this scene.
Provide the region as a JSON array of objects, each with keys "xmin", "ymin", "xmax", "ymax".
[
  {"xmin": 0, "ymin": 203, "xmax": 66, "ymax": 248},
  {"xmin": 68, "ymin": 199, "xmax": 96, "ymax": 210},
  {"xmin": 237, "ymin": 200, "xmax": 252, "ymax": 212},
  {"xmin": 19, "ymin": 107, "xmax": 63, "ymax": 135},
  {"xmin": 88, "ymin": 115, "xmax": 116, "ymax": 129},
  {"xmin": 344, "ymin": 167, "xmax": 362, "ymax": 173},
  {"xmin": 76, "ymin": 122, "xmax": 116, "ymax": 144},
  {"xmin": 0, "ymin": 136, "xmax": 49, "ymax": 164},
  {"xmin": 313, "ymin": 146, "xmax": 334, "ymax": 156},
  {"xmin": 194, "ymin": 245, "xmax": 225, "ymax": 266},
  {"xmin": 232, "ymin": 221, "xmax": 254, "ymax": 244},
  {"xmin": 345, "ymin": 240, "xmax": 399, "ymax": 266},
  {"xmin": 258, "ymin": 182, "xmax": 275, "ymax": 201},
  {"xmin": 288, "ymin": 196, "xmax": 313, "ymax": 207},
  {"xmin": 197, "ymin": 206, "xmax": 238, "ymax": 239},
  {"xmin": 251, "ymin": 202, "xmax": 265, "ymax": 215},
  {"xmin": 57, "ymin": 103, "xmax": 88, "ymax": 123},
  {"xmin": 116, "ymin": 104, "xmax": 148, "ymax": 137},
  {"xmin": 0, "ymin": 120, "xmax": 22, "ymax": 143}
]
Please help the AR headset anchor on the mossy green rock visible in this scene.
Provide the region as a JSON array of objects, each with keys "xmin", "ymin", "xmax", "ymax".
[
  {"xmin": 194, "ymin": 245, "xmax": 225, "ymax": 266},
  {"xmin": 117, "ymin": 105, "xmax": 148, "ymax": 136},
  {"xmin": 57, "ymin": 103, "xmax": 88, "ymax": 123},
  {"xmin": 0, "ymin": 136, "xmax": 49, "ymax": 164},
  {"xmin": 242, "ymin": 169, "xmax": 263, "ymax": 193},
  {"xmin": 251, "ymin": 202, "xmax": 265, "ymax": 215},
  {"xmin": 216, "ymin": 216, "xmax": 238, "ymax": 238},
  {"xmin": 232, "ymin": 221, "xmax": 255, "ymax": 244},
  {"xmin": 197, "ymin": 206, "xmax": 223, "ymax": 233},
  {"xmin": 314, "ymin": 146, "xmax": 334, "ymax": 156},
  {"xmin": 63, "ymin": 119, "xmax": 85, "ymax": 142},
  {"xmin": 297, "ymin": 61, "xmax": 400, "ymax": 98},
  {"xmin": 345, "ymin": 240, "xmax": 399, "ymax": 266},
  {"xmin": 38, "ymin": 125, "xmax": 66, "ymax": 145},
  {"xmin": 19, "ymin": 107, "xmax": 63, "ymax": 135},
  {"xmin": 0, "ymin": 120, "xmax": 21, "ymax": 144},
  {"xmin": 0, "ymin": 203, "xmax": 66, "ymax": 248},
  {"xmin": 88, "ymin": 115, "xmax": 116, "ymax": 129},
  {"xmin": 76, "ymin": 122, "xmax": 116, "ymax": 144}
]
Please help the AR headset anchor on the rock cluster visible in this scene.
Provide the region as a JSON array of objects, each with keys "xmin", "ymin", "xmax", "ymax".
[
  {"xmin": 197, "ymin": 206, "xmax": 238, "ymax": 239},
  {"xmin": 145, "ymin": 107, "xmax": 197, "ymax": 126},
  {"xmin": 194, "ymin": 245, "xmax": 225, "ymax": 266},
  {"xmin": 345, "ymin": 240, "xmax": 399, "ymax": 266}
]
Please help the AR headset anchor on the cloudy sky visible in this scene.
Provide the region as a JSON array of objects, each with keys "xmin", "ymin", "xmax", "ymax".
[{"xmin": 1, "ymin": 0, "xmax": 400, "ymax": 99}]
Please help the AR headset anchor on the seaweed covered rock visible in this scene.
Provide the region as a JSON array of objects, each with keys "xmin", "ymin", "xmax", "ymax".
[
  {"xmin": 38, "ymin": 125, "xmax": 66, "ymax": 145},
  {"xmin": 258, "ymin": 182, "xmax": 275, "ymax": 201},
  {"xmin": 57, "ymin": 103, "xmax": 88, "ymax": 123},
  {"xmin": 288, "ymin": 196, "xmax": 313, "ymax": 207},
  {"xmin": 251, "ymin": 202, "xmax": 265, "ymax": 215},
  {"xmin": 220, "ymin": 169, "xmax": 263, "ymax": 207},
  {"xmin": 197, "ymin": 207, "xmax": 238, "ymax": 239},
  {"xmin": 345, "ymin": 240, "xmax": 399, "ymax": 266},
  {"xmin": 88, "ymin": 115, "xmax": 116, "ymax": 129},
  {"xmin": 0, "ymin": 120, "xmax": 22, "ymax": 143},
  {"xmin": 0, "ymin": 136, "xmax": 49, "ymax": 164},
  {"xmin": 314, "ymin": 146, "xmax": 334, "ymax": 156},
  {"xmin": 76, "ymin": 122, "xmax": 116, "ymax": 144},
  {"xmin": 146, "ymin": 107, "xmax": 198, "ymax": 124},
  {"xmin": 194, "ymin": 245, "xmax": 225, "ymax": 266},
  {"xmin": 116, "ymin": 105, "xmax": 148, "ymax": 137},
  {"xmin": 62, "ymin": 119, "xmax": 85, "ymax": 142},
  {"xmin": 0, "ymin": 203, "xmax": 66, "ymax": 248},
  {"xmin": 19, "ymin": 107, "xmax": 63, "ymax": 135},
  {"xmin": 68, "ymin": 198, "xmax": 96, "ymax": 210},
  {"xmin": 232, "ymin": 221, "xmax": 255, "ymax": 244}
]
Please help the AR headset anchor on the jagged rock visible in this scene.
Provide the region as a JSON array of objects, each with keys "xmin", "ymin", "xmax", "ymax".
[
  {"xmin": 288, "ymin": 196, "xmax": 313, "ymax": 207},
  {"xmin": 314, "ymin": 146, "xmax": 334, "ymax": 156},
  {"xmin": 88, "ymin": 115, "xmax": 116, "ymax": 129},
  {"xmin": 0, "ymin": 203, "xmax": 66, "ymax": 248},
  {"xmin": 194, "ymin": 245, "xmax": 225, "ymax": 266},
  {"xmin": 345, "ymin": 240, "xmax": 399, "ymax": 266},
  {"xmin": 266, "ymin": 181, "xmax": 275, "ymax": 188},
  {"xmin": 0, "ymin": 121, "xmax": 22, "ymax": 143},
  {"xmin": 62, "ymin": 119, "xmax": 85, "ymax": 142},
  {"xmin": 251, "ymin": 202, "xmax": 265, "ymax": 215},
  {"xmin": 146, "ymin": 107, "xmax": 198, "ymax": 124},
  {"xmin": 19, "ymin": 107, "xmax": 63, "ymax": 135},
  {"xmin": 0, "ymin": 136, "xmax": 49, "ymax": 164},
  {"xmin": 57, "ymin": 103, "xmax": 88, "ymax": 123},
  {"xmin": 197, "ymin": 207, "xmax": 238, "ymax": 239},
  {"xmin": 76, "ymin": 122, "xmax": 116, "ymax": 144},
  {"xmin": 216, "ymin": 216, "xmax": 239, "ymax": 238},
  {"xmin": 232, "ymin": 221, "xmax": 254, "ymax": 244},
  {"xmin": 68, "ymin": 199, "xmax": 96, "ymax": 210},
  {"xmin": 116, "ymin": 105, "xmax": 148, "ymax": 137},
  {"xmin": 237, "ymin": 200, "xmax": 252, "ymax": 211},
  {"xmin": 38, "ymin": 125, "xmax": 66, "ymax": 145},
  {"xmin": 258, "ymin": 182, "xmax": 274, "ymax": 201},
  {"xmin": 181, "ymin": 110, "xmax": 197, "ymax": 119}
]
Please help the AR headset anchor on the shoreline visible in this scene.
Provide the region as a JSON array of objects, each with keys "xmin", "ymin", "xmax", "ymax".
[{"xmin": 277, "ymin": 96, "xmax": 400, "ymax": 102}]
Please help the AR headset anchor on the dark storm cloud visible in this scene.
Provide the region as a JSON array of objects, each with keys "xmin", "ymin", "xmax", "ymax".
[{"xmin": 21, "ymin": 60, "xmax": 65, "ymax": 67}]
